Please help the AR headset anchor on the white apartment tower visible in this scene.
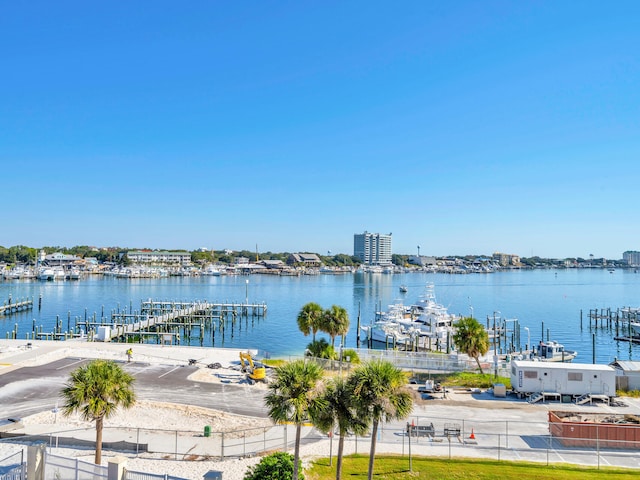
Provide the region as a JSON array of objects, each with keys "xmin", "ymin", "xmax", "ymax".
[
  {"xmin": 623, "ymin": 251, "xmax": 640, "ymax": 266},
  {"xmin": 354, "ymin": 231, "xmax": 393, "ymax": 265}
]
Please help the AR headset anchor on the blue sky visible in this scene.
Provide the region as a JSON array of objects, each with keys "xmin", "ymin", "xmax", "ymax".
[{"xmin": 1, "ymin": 1, "xmax": 638, "ymax": 259}]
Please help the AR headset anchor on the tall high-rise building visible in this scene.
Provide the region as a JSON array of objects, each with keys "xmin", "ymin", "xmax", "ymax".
[
  {"xmin": 354, "ymin": 231, "xmax": 393, "ymax": 265},
  {"xmin": 623, "ymin": 251, "xmax": 640, "ymax": 266}
]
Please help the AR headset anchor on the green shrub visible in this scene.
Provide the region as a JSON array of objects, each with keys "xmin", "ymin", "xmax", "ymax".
[
  {"xmin": 340, "ymin": 348, "xmax": 360, "ymax": 364},
  {"xmin": 244, "ymin": 451, "xmax": 302, "ymax": 480},
  {"xmin": 305, "ymin": 338, "xmax": 336, "ymax": 359}
]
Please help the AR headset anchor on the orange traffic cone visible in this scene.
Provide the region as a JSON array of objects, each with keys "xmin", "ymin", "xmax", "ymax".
[{"xmin": 469, "ymin": 429, "xmax": 475, "ymax": 440}]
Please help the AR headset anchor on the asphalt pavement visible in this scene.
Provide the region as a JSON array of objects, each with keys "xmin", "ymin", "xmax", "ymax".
[{"xmin": 0, "ymin": 357, "xmax": 269, "ymax": 422}]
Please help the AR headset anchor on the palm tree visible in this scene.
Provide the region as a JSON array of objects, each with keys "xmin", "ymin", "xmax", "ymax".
[
  {"xmin": 297, "ymin": 302, "xmax": 324, "ymax": 342},
  {"xmin": 314, "ymin": 376, "xmax": 369, "ymax": 480},
  {"xmin": 61, "ymin": 359, "xmax": 136, "ymax": 464},
  {"xmin": 452, "ymin": 316, "xmax": 490, "ymax": 374},
  {"xmin": 264, "ymin": 359, "xmax": 326, "ymax": 480},
  {"xmin": 322, "ymin": 305, "xmax": 350, "ymax": 349},
  {"xmin": 349, "ymin": 360, "xmax": 413, "ymax": 480}
]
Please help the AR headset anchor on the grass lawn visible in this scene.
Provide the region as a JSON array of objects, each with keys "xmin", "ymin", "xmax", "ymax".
[{"xmin": 305, "ymin": 455, "xmax": 640, "ymax": 479}]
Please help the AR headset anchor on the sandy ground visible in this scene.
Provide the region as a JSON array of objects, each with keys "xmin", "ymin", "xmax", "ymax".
[{"xmin": 2, "ymin": 340, "xmax": 640, "ymax": 479}]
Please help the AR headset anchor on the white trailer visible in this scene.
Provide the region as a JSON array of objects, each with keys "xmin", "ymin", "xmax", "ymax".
[{"xmin": 510, "ymin": 360, "xmax": 616, "ymax": 400}]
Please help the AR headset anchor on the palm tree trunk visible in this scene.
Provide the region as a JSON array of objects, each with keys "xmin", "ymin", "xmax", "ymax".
[
  {"xmin": 367, "ymin": 420, "xmax": 379, "ymax": 480},
  {"xmin": 293, "ymin": 423, "xmax": 302, "ymax": 480},
  {"xmin": 95, "ymin": 416, "xmax": 104, "ymax": 465},
  {"xmin": 475, "ymin": 356, "xmax": 484, "ymax": 374},
  {"xmin": 336, "ymin": 433, "xmax": 345, "ymax": 480}
]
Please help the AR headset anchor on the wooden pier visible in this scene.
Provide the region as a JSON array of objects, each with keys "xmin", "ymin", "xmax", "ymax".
[
  {"xmin": 19, "ymin": 299, "xmax": 268, "ymax": 345},
  {"xmin": 583, "ymin": 306, "xmax": 640, "ymax": 342},
  {"xmin": 0, "ymin": 297, "xmax": 33, "ymax": 316}
]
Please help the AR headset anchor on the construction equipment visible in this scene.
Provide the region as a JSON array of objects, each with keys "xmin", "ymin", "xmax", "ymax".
[{"xmin": 239, "ymin": 351, "xmax": 267, "ymax": 383}]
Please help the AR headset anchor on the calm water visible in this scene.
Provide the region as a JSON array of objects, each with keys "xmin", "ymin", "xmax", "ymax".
[{"xmin": 1, "ymin": 269, "xmax": 639, "ymax": 363}]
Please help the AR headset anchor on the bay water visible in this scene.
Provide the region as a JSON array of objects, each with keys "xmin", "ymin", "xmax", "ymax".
[{"xmin": 1, "ymin": 269, "xmax": 639, "ymax": 364}]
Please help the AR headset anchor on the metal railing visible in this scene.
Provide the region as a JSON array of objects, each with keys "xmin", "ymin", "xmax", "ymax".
[
  {"xmin": 124, "ymin": 469, "xmax": 188, "ymax": 480},
  {"xmin": 0, "ymin": 450, "xmax": 25, "ymax": 480},
  {"xmin": 45, "ymin": 452, "xmax": 108, "ymax": 480}
]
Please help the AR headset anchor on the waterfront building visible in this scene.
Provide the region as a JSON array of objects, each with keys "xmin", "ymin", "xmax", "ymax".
[
  {"xmin": 43, "ymin": 252, "xmax": 81, "ymax": 266},
  {"xmin": 126, "ymin": 250, "xmax": 191, "ymax": 265},
  {"xmin": 354, "ymin": 231, "xmax": 392, "ymax": 265},
  {"xmin": 287, "ymin": 253, "xmax": 322, "ymax": 267},
  {"xmin": 493, "ymin": 252, "xmax": 521, "ymax": 267},
  {"xmin": 407, "ymin": 255, "xmax": 437, "ymax": 267},
  {"xmin": 623, "ymin": 251, "xmax": 640, "ymax": 266}
]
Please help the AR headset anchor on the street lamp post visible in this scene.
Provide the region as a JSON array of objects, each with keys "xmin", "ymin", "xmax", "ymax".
[{"xmin": 493, "ymin": 311, "xmax": 500, "ymax": 379}]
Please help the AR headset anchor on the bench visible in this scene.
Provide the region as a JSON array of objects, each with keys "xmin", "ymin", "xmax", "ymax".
[
  {"xmin": 406, "ymin": 422, "xmax": 435, "ymax": 438},
  {"xmin": 443, "ymin": 423, "xmax": 461, "ymax": 437}
]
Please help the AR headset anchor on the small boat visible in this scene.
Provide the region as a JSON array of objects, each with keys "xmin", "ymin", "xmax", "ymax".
[
  {"xmin": 399, "ymin": 285, "xmax": 408, "ymax": 293},
  {"xmin": 531, "ymin": 340, "xmax": 577, "ymax": 362},
  {"xmin": 628, "ymin": 321, "xmax": 640, "ymax": 338}
]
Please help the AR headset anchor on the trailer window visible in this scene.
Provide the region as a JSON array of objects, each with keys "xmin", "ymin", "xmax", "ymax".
[
  {"xmin": 568, "ymin": 372, "xmax": 583, "ymax": 381},
  {"xmin": 524, "ymin": 370, "xmax": 537, "ymax": 379}
]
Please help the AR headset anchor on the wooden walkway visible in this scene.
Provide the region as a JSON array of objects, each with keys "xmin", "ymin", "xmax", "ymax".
[
  {"xmin": 0, "ymin": 298, "xmax": 33, "ymax": 316},
  {"xmin": 27, "ymin": 299, "xmax": 268, "ymax": 344}
]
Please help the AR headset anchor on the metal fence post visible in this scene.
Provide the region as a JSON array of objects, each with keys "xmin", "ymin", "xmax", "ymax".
[
  {"xmin": 546, "ymin": 435, "xmax": 550, "ymax": 466},
  {"xmin": 221, "ymin": 432, "xmax": 225, "ymax": 460},
  {"xmin": 174, "ymin": 430, "xmax": 178, "ymax": 460},
  {"xmin": 408, "ymin": 424, "xmax": 412, "ymax": 472},
  {"xmin": 506, "ymin": 421, "xmax": 509, "ymax": 448},
  {"xmin": 597, "ymin": 424, "xmax": 600, "ymax": 470}
]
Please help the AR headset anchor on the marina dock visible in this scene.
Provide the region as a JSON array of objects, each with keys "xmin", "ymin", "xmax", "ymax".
[
  {"xmin": 8, "ymin": 300, "xmax": 267, "ymax": 345},
  {"xmin": 583, "ymin": 306, "xmax": 640, "ymax": 344},
  {"xmin": 0, "ymin": 297, "xmax": 33, "ymax": 316}
]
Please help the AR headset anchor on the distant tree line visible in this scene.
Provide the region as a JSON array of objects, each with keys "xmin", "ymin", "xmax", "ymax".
[{"xmin": 0, "ymin": 243, "xmax": 626, "ymax": 267}]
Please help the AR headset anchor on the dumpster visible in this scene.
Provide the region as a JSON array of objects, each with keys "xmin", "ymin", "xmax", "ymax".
[{"xmin": 204, "ymin": 425, "xmax": 211, "ymax": 437}]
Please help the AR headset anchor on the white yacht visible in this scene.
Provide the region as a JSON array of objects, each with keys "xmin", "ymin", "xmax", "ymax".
[{"xmin": 38, "ymin": 266, "xmax": 65, "ymax": 281}]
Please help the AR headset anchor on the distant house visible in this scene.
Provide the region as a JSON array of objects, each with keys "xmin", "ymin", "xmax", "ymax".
[
  {"xmin": 261, "ymin": 259, "xmax": 285, "ymax": 269},
  {"xmin": 287, "ymin": 253, "xmax": 322, "ymax": 267},
  {"xmin": 126, "ymin": 250, "xmax": 191, "ymax": 265},
  {"xmin": 43, "ymin": 253, "xmax": 81, "ymax": 266},
  {"xmin": 407, "ymin": 255, "xmax": 437, "ymax": 267},
  {"xmin": 493, "ymin": 252, "xmax": 521, "ymax": 267}
]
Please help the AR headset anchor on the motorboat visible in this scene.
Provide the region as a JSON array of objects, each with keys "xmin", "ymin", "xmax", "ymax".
[
  {"xmin": 361, "ymin": 284, "xmax": 458, "ymax": 349},
  {"xmin": 531, "ymin": 340, "xmax": 577, "ymax": 362},
  {"xmin": 38, "ymin": 266, "xmax": 66, "ymax": 281},
  {"xmin": 399, "ymin": 285, "xmax": 408, "ymax": 293},
  {"xmin": 629, "ymin": 321, "xmax": 640, "ymax": 338}
]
